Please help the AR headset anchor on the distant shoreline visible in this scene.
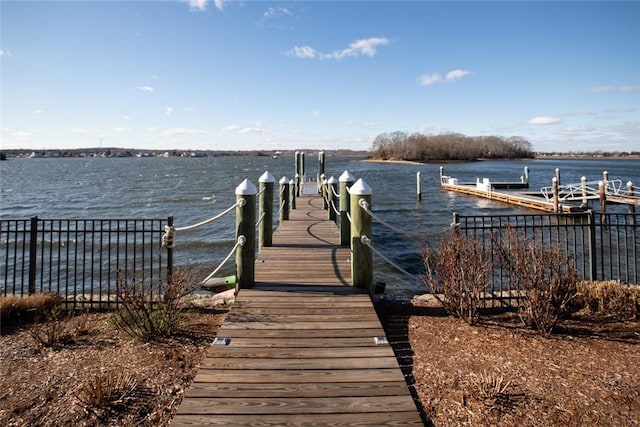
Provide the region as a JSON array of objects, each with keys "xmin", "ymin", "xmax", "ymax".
[{"xmin": 364, "ymin": 154, "xmax": 640, "ymax": 165}]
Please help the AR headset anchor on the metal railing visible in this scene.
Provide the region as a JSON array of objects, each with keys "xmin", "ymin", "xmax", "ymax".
[
  {"xmin": 1, "ymin": 216, "xmax": 168, "ymax": 308},
  {"xmin": 455, "ymin": 212, "xmax": 639, "ymax": 306}
]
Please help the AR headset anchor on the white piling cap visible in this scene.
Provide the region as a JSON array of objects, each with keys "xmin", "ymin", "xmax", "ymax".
[
  {"xmin": 289, "ymin": 179, "xmax": 295, "ymax": 185},
  {"xmin": 339, "ymin": 170, "xmax": 355, "ymax": 182},
  {"xmin": 259, "ymin": 171, "xmax": 275, "ymax": 183},
  {"xmin": 235, "ymin": 179, "xmax": 257, "ymax": 195},
  {"xmin": 350, "ymin": 178, "xmax": 372, "ymax": 195},
  {"xmin": 327, "ymin": 176, "xmax": 337, "ymax": 184},
  {"xmin": 279, "ymin": 176, "xmax": 288, "ymax": 184}
]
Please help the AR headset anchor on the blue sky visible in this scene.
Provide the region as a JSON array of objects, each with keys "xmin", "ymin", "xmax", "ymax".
[{"xmin": 1, "ymin": 1, "xmax": 639, "ymax": 152}]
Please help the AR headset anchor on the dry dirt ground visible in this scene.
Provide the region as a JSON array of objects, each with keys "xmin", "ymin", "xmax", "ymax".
[{"xmin": 1, "ymin": 300, "xmax": 639, "ymax": 426}]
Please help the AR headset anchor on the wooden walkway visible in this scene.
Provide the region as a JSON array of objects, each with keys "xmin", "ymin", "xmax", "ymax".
[{"xmin": 172, "ymin": 193, "xmax": 423, "ymax": 426}]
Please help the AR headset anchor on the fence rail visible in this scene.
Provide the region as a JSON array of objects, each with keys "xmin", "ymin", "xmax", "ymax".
[
  {"xmin": 456, "ymin": 212, "xmax": 639, "ymax": 307},
  {"xmin": 1, "ymin": 216, "xmax": 168, "ymax": 308}
]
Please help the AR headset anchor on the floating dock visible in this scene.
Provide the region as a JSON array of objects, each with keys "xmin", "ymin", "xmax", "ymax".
[{"xmin": 440, "ymin": 166, "xmax": 638, "ymax": 213}]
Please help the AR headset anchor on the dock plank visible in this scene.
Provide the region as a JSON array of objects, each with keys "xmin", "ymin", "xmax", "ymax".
[{"xmin": 172, "ymin": 192, "xmax": 422, "ymax": 426}]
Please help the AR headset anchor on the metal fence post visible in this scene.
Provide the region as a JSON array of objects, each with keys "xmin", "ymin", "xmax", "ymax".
[
  {"xmin": 166, "ymin": 216, "xmax": 174, "ymax": 285},
  {"xmin": 236, "ymin": 179, "xmax": 256, "ymax": 289},
  {"xmin": 350, "ymin": 179, "xmax": 372, "ymax": 291},
  {"xmin": 28, "ymin": 216, "xmax": 38, "ymax": 295},
  {"xmin": 587, "ymin": 210, "xmax": 597, "ymax": 281},
  {"xmin": 259, "ymin": 171, "xmax": 275, "ymax": 250},
  {"xmin": 339, "ymin": 170, "xmax": 355, "ymax": 246}
]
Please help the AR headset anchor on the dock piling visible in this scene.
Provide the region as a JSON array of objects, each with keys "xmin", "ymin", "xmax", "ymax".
[
  {"xmin": 279, "ymin": 177, "xmax": 289, "ymax": 222},
  {"xmin": 416, "ymin": 171, "xmax": 422, "ymax": 201},
  {"xmin": 258, "ymin": 171, "xmax": 275, "ymax": 250},
  {"xmin": 327, "ymin": 176, "xmax": 338, "ymax": 222},
  {"xmin": 350, "ymin": 179, "xmax": 373, "ymax": 292},
  {"xmin": 339, "ymin": 170, "xmax": 355, "ymax": 246},
  {"xmin": 235, "ymin": 179, "xmax": 257, "ymax": 289}
]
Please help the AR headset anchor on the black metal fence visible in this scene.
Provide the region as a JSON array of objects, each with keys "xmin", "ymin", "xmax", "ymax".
[
  {"xmin": 1, "ymin": 216, "xmax": 170, "ymax": 308},
  {"xmin": 456, "ymin": 212, "xmax": 639, "ymax": 307}
]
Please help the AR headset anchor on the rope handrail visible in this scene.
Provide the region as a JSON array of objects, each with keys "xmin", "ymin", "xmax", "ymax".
[
  {"xmin": 330, "ymin": 199, "xmax": 340, "ymax": 216},
  {"xmin": 279, "ymin": 186, "xmax": 287, "ymax": 196},
  {"xmin": 360, "ymin": 235, "xmax": 416, "ymax": 280},
  {"xmin": 201, "ymin": 236, "xmax": 245, "ymax": 283},
  {"xmin": 358, "ymin": 199, "xmax": 416, "ymax": 241},
  {"xmin": 162, "ymin": 200, "xmax": 241, "ymax": 248},
  {"xmin": 256, "ymin": 187, "xmax": 266, "ymax": 197},
  {"xmin": 275, "ymin": 199, "xmax": 286, "ymax": 216},
  {"xmin": 330, "ymin": 185, "xmax": 339, "ymax": 198},
  {"xmin": 255, "ymin": 211, "xmax": 266, "ymax": 227}
]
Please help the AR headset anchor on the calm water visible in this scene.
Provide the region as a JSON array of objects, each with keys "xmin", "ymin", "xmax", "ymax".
[{"xmin": 1, "ymin": 156, "xmax": 639, "ymax": 297}]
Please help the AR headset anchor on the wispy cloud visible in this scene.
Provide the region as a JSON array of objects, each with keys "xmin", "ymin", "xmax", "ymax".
[
  {"xmin": 288, "ymin": 37, "xmax": 390, "ymax": 60},
  {"xmin": 222, "ymin": 124, "xmax": 267, "ymax": 134},
  {"xmin": 164, "ymin": 106, "xmax": 174, "ymax": 116},
  {"xmin": 264, "ymin": 6, "xmax": 292, "ymax": 19},
  {"xmin": 528, "ymin": 116, "xmax": 563, "ymax": 125},
  {"xmin": 137, "ymin": 86, "xmax": 155, "ymax": 93},
  {"xmin": 182, "ymin": 0, "xmax": 207, "ymax": 11},
  {"xmin": 33, "ymin": 109, "xmax": 44, "ymax": 114},
  {"xmin": 112, "ymin": 127, "xmax": 132, "ymax": 133},
  {"xmin": 418, "ymin": 69, "xmax": 471, "ymax": 86},
  {"xmin": 161, "ymin": 128, "xmax": 206, "ymax": 136},
  {"xmin": 70, "ymin": 127, "xmax": 90, "ymax": 133},
  {"xmin": 586, "ymin": 85, "xmax": 640, "ymax": 94},
  {"xmin": 0, "ymin": 49, "xmax": 12, "ymax": 57}
]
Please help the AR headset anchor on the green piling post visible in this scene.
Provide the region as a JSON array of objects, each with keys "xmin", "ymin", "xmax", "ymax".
[
  {"xmin": 321, "ymin": 175, "xmax": 328, "ymax": 210},
  {"xmin": 327, "ymin": 176, "xmax": 337, "ymax": 222},
  {"xmin": 339, "ymin": 170, "xmax": 355, "ymax": 246},
  {"xmin": 259, "ymin": 171, "xmax": 275, "ymax": 250},
  {"xmin": 235, "ymin": 179, "xmax": 256, "ymax": 289},
  {"xmin": 279, "ymin": 176, "xmax": 289, "ymax": 223},
  {"xmin": 350, "ymin": 178, "xmax": 373, "ymax": 291},
  {"xmin": 289, "ymin": 178, "xmax": 296, "ymax": 210},
  {"xmin": 318, "ymin": 151, "xmax": 325, "ymax": 193}
]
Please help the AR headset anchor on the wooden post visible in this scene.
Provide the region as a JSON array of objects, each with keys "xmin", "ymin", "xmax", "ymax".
[
  {"xmin": 552, "ymin": 177, "xmax": 559, "ymax": 213},
  {"xmin": 416, "ymin": 171, "xmax": 422, "ymax": 201},
  {"xmin": 289, "ymin": 178, "xmax": 296, "ymax": 210},
  {"xmin": 555, "ymin": 168, "xmax": 561, "ymax": 186},
  {"xmin": 28, "ymin": 216, "xmax": 38, "ymax": 295},
  {"xmin": 235, "ymin": 179, "xmax": 256, "ymax": 289},
  {"xmin": 279, "ymin": 176, "xmax": 289, "ymax": 222},
  {"xmin": 350, "ymin": 179, "xmax": 373, "ymax": 291},
  {"xmin": 439, "ymin": 166, "xmax": 444, "ymax": 185},
  {"xmin": 523, "ymin": 166, "xmax": 529, "ymax": 185},
  {"xmin": 599, "ymin": 180, "xmax": 607, "ymax": 214},
  {"xmin": 327, "ymin": 176, "xmax": 337, "ymax": 222},
  {"xmin": 581, "ymin": 176, "xmax": 588, "ymax": 206},
  {"xmin": 295, "ymin": 173, "xmax": 301, "ymax": 198},
  {"xmin": 294, "ymin": 151, "xmax": 299, "ymax": 189},
  {"xmin": 300, "ymin": 151, "xmax": 305, "ymax": 185},
  {"xmin": 603, "ymin": 171, "xmax": 609, "ymax": 192},
  {"xmin": 318, "ymin": 151, "xmax": 325, "ymax": 193},
  {"xmin": 339, "ymin": 170, "xmax": 355, "ymax": 246},
  {"xmin": 321, "ymin": 176, "xmax": 328, "ymax": 210},
  {"xmin": 258, "ymin": 171, "xmax": 274, "ymax": 250}
]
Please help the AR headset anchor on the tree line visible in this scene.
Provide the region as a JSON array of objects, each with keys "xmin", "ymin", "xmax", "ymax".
[{"xmin": 368, "ymin": 131, "xmax": 534, "ymax": 162}]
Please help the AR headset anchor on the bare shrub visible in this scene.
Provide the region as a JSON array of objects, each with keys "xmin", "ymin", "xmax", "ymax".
[
  {"xmin": 577, "ymin": 280, "xmax": 639, "ymax": 321},
  {"xmin": 421, "ymin": 232, "xmax": 493, "ymax": 325},
  {"xmin": 496, "ymin": 229, "xmax": 578, "ymax": 336},
  {"xmin": 110, "ymin": 268, "xmax": 200, "ymax": 341},
  {"xmin": 75, "ymin": 370, "xmax": 138, "ymax": 418}
]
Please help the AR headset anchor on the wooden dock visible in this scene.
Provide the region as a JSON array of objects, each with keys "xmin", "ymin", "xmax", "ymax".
[{"xmin": 172, "ymin": 193, "xmax": 423, "ymax": 426}]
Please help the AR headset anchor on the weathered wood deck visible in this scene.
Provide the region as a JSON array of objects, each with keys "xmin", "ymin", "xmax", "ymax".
[{"xmin": 172, "ymin": 193, "xmax": 423, "ymax": 426}]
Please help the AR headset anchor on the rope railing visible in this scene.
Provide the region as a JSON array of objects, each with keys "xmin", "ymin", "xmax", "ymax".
[
  {"xmin": 255, "ymin": 211, "xmax": 266, "ymax": 227},
  {"xmin": 360, "ymin": 235, "xmax": 416, "ymax": 280},
  {"xmin": 330, "ymin": 199, "xmax": 340, "ymax": 217},
  {"xmin": 275, "ymin": 198, "xmax": 286, "ymax": 217},
  {"xmin": 162, "ymin": 200, "xmax": 241, "ymax": 248},
  {"xmin": 256, "ymin": 187, "xmax": 266, "ymax": 197},
  {"xmin": 201, "ymin": 235, "xmax": 245, "ymax": 283},
  {"xmin": 358, "ymin": 199, "xmax": 417, "ymax": 241}
]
